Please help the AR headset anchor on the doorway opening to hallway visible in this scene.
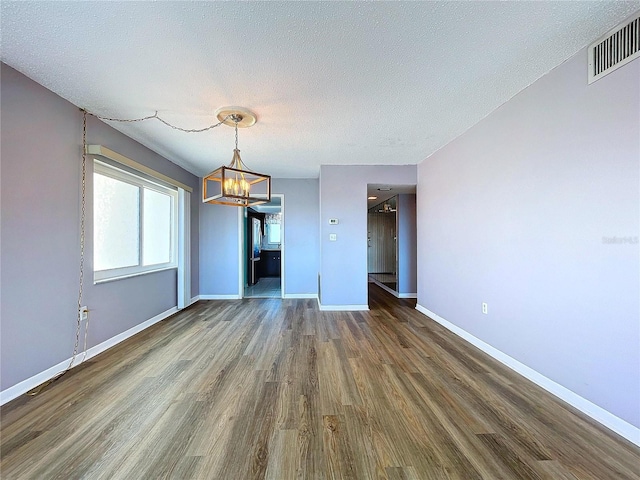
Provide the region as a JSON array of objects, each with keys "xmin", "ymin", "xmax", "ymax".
[
  {"xmin": 241, "ymin": 194, "xmax": 284, "ymax": 298},
  {"xmin": 367, "ymin": 184, "xmax": 417, "ymax": 301}
]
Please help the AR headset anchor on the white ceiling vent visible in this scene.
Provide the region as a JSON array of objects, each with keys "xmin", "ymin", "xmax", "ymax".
[{"xmin": 588, "ymin": 13, "xmax": 640, "ymax": 84}]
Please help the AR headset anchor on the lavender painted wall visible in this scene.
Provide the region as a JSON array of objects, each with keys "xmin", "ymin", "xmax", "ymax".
[
  {"xmin": 319, "ymin": 165, "xmax": 417, "ymax": 307},
  {"xmin": 1, "ymin": 64, "xmax": 201, "ymax": 391},
  {"xmin": 416, "ymin": 50, "xmax": 639, "ymax": 427},
  {"xmin": 397, "ymin": 193, "xmax": 417, "ymax": 295},
  {"xmin": 198, "ymin": 178, "xmax": 320, "ymax": 297},
  {"xmin": 272, "ymin": 178, "xmax": 319, "ymax": 296},
  {"xmin": 199, "ymin": 203, "xmax": 242, "ymax": 296}
]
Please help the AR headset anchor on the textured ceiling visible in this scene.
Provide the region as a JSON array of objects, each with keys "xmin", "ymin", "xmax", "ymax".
[{"xmin": 1, "ymin": 2, "xmax": 638, "ymax": 178}]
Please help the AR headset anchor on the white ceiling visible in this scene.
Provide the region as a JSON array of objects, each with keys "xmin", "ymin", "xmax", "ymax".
[{"xmin": 1, "ymin": 2, "xmax": 637, "ymax": 179}]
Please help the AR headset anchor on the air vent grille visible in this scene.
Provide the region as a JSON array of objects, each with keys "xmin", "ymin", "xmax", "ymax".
[{"xmin": 588, "ymin": 14, "xmax": 639, "ymax": 84}]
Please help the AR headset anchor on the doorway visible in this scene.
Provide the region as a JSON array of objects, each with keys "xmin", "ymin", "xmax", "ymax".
[
  {"xmin": 241, "ymin": 194, "xmax": 284, "ymax": 298},
  {"xmin": 367, "ymin": 185, "xmax": 417, "ymax": 299},
  {"xmin": 367, "ymin": 195, "xmax": 398, "ymax": 292}
]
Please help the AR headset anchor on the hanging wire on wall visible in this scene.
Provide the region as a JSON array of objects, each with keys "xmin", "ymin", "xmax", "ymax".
[{"xmin": 28, "ymin": 110, "xmax": 91, "ymax": 396}]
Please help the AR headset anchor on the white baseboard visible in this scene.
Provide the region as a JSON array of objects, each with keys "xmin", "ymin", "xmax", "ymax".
[
  {"xmin": 398, "ymin": 292, "xmax": 417, "ymax": 299},
  {"xmin": 284, "ymin": 293, "xmax": 318, "ymax": 299},
  {"xmin": 415, "ymin": 304, "xmax": 640, "ymax": 447},
  {"xmin": 0, "ymin": 306, "xmax": 179, "ymax": 406},
  {"xmin": 187, "ymin": 296, "xmax": 200, "ymax": 306},
  {"xmin": 199, "ymin": 294, "xmax": 242, "ymax": 300},
  {"xmin": 317, "ymin": 301, "xmax": 369, "ymax": 311}
]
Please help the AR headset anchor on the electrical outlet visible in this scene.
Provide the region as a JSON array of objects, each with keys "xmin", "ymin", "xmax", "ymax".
[
  {"xmin": 482, "ymin": 303, "xmax": 488, "ymax": 315},
  {"xmin": 80, "ymin": 306, "xmax": 89, "ymax": 321}
]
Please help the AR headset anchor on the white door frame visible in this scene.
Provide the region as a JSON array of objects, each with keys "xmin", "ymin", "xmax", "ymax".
[
  {"xmin": 177, "ymin": 188, "xmax": 191, "ymax": 308},
  {"xmin": 237, "ymin": 193, "xmax": 285, "ymax": 298}
]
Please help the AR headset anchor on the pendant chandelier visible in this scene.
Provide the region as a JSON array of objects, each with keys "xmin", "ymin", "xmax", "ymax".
[{"xmin": 202, "ymin": 107, "xmax": 271, "ymax": 207}]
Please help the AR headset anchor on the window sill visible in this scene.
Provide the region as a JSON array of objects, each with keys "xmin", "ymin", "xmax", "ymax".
[{"xmin": 94, "ymin": 266, "xmax": 177, "ymax": 285}]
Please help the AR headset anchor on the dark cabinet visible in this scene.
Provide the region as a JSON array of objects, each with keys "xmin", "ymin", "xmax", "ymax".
[{"xmin": 261, "ymin": 250, "xmax": 281, "ymax": 277}]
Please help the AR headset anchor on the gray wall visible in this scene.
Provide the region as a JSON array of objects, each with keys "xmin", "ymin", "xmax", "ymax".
[
  {"xmin": 1, "ymin": 63, "xmax": 201, "ymax": 391},
  {"xmin": 319, "ymin": 165, "xmax": 417, "ymax": 306},
  {"xmin": 397, "ymin": 193, "xmax": 417, "ymax": 295},
  {"xmin": 416, "ymin": 49, "xmax": 639, "ymax": 427},
  {"xmin": 198, "ymin": 178, "xmax": 320, "ymax": 297}
]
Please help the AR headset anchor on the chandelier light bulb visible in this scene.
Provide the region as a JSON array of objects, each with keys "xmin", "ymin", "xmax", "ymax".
[{"xmin": 224, "ymin": 176, "xmax": 250, "ymax": 197}]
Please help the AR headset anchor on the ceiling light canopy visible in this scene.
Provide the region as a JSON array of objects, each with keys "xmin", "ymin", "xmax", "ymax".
[{"xmin": 202, "ymin": 107, "xmax": 271, "ymax": 207}]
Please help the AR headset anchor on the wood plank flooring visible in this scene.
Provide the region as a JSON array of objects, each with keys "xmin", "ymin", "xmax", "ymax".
[{"xmin": 2, "ymin": 284, "xmax": 639, "ymax": 479}]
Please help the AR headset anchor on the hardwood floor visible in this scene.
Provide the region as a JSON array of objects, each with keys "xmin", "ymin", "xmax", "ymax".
[{"xmin": 1, "ymin": 284, "xmax": 638, "ymax": 479}]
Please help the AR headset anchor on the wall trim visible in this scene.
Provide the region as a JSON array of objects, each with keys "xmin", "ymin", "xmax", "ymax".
[
  {"xmin": 415, "ymin": 304, "xmax": 640, "ymax": 447},
  {"xmin": 398, "ymin": 292, "xmax": 417, "ymax": 299},
  {"xmin": 1, "ymin": 306, "xmax": 179, "ymax": 406},
  {"xmin": 284, "ymin": 293, "xmax": 318, "ymax": 299},
  {"xmin": 199, "ymin": 294, "xmax": 242, "ymax": 300},
  {"xmin": 317, "ymin": 299, "xmax": 369, "ymax": 311}
]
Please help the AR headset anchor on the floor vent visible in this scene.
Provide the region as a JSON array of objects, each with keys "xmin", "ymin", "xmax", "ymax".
[{"xmin": 588, "ymin": 13, "xmax": 639, "ymax": 84}]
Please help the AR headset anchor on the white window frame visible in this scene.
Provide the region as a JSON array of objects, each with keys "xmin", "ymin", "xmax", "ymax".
[
  {"xmin": 268, "ymin": 223, "xmax": 281, "ymax": 244},
  {"xmin": 94, "ymin": 160, "xmax": 178, "ymax": 283}
]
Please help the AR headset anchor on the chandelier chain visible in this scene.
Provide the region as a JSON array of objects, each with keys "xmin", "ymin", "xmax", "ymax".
[{"xmin": 88, "ymin": 110, "xmax": 232, "ymax": 133}]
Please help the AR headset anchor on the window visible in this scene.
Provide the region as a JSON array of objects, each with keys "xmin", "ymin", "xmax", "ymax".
[
  {"xmin": 268, "ymin": 224, "xmax": 281, "ymax": 244},
  {"xmin": 94, "ymin": 161, "xmax": 177, "ymax": 282}
]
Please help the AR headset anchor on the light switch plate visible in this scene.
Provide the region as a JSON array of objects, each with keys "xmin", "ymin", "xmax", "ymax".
[
  {"xmin": 329, "ymin": 218, "xmax": 339, "ymax": 225},
  {"xmin": 329, "ymin": 233, "xmax": 337, "ymax": 241}
]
